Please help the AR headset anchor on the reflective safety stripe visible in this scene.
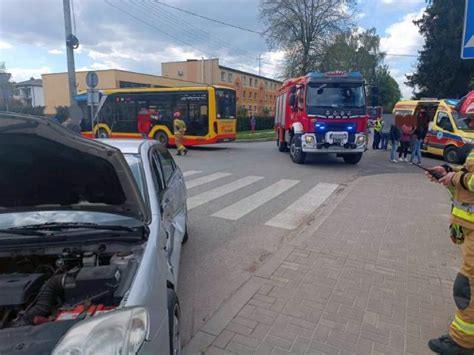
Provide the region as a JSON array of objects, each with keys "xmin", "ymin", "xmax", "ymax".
[
  {"xmin": 452, "ymin": 206, "xmax": 474, "ymax": 222},
  {"xmin": 469, "ymin": 175, "xmax": 474, "ymax": 192},
  {"xmin": 452, "ymin": 314, "xmax": 474, "ymax": 336}
]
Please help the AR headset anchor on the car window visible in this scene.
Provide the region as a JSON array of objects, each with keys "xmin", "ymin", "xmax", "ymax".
[
  {"xmin": 436, "ymin": 112, "xmax": 453, "ymax": 131},
  {"xmin": 124, "ymin": 154, "xmax": 146, "ymax": 199},
  {"xmin": 157, "ymin": 150, "xmax": 176, "ymax": 184},
  {"xmin": 150, "ymin": 152, "xmax": 165, "ymax": 193}
]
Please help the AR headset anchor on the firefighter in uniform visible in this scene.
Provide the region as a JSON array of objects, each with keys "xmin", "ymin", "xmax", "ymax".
[
  {"xmin": 428, "ymin": 91, "xmax": 474, "ymax": 354},
  {"xmin": 173, "ymin": 111, "xmax": 187, "ymax": 156}
]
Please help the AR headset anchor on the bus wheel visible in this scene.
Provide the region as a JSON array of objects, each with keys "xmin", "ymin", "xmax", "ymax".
[
  {"xmin": 97, "ymin": 128, "xmax": 109, "ymax": 138},
  {"xmin": 444, "ymin": 146, "xmax": 461, "ymax": 164},
  {"xmin": 290, "ymin": 136, "xmax": 306, "ymax": 164},
  {"xmin": 154, "ymin": 130, "xmax": 169, "ymax": 146},
  {"xmin": 342, "ymin": 153, "xmax": 363, "ymax": 165}
]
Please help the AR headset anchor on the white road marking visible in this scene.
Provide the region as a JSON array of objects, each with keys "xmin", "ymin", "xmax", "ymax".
[
  {"xmin": 265, "ymin": 183, "xmax": 339, "ymax": 230},
  {"xmin": 212, "ymin": 179, "xmax": 300, "ymax": 220},
  {"xmin": 186, "ymin": 172, "xmax": 231, "ymax": 189},
  {"xmin": 183, "ymin": 170, "xmax": 202, "ymax": 177},
  {"xmin": 187, "ymin": 176, "xmax": 264, "ymax": 210}
]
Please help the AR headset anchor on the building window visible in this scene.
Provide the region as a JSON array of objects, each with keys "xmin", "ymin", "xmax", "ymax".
[
  {"xmin": 249, "ymin": 78, "xmax": 253, "ymax": 86},
  {"xmin": 265, "ymin": 94, "xmax": 268, "ymax": 101},
  {"xmin": 228, "ymin": 73, "xmax": 233, "ymax": 82},
  {"xmin": 265, "ymin": 82, "xmax": 268, "ymax": 89},
  {"xmin": 254, "ymin": 106, "xmax": 257, "ymax": 112},
  {"xmin": 221, "ymin": 71, "xmax": 225, "ymax": 81},
  {"xmin": 254, "ymin": 92, "xmax": 257, "ymax": 99},
  {"xmin": 255, "ymin": 79, "xmax": 258, "ymax": 87},
  {"xmin": 119, "ymin": 81, "xmax": 151, "ymax": 88},
  {"xmin": 243, "ymin": 91, "xmax": 246, "ymax": 98},
  {"xmin": 243, "ymin": 76, "xmax": 247, "ymax": 86}
]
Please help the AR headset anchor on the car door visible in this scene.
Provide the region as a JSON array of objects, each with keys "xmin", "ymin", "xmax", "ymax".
[
  {"xmin": 156, "ymin": 149, "xmax": 185, "ymax": 277},
  {"xmin": 427, "ymin": 111, "xmax": 454, "ymax": 155}
]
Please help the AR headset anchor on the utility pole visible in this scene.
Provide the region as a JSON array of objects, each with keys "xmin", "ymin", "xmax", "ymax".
[
  {"xmin": 258, "ymin": 54, "xmax": 262, "ymax": 76},
  {"xmin": 63, "ymin": 0, "xmax": 78, "ymax": 107}
]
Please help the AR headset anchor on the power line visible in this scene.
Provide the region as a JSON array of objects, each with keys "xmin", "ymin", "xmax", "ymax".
[{"xmin": 152, "ymin": 0, "xmax": 264, "ymax": 35}]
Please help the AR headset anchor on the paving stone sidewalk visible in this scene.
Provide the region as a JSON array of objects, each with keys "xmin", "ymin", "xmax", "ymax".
[{"xmin": 184, "ymin": 173, "xmax": 462, "ymax": 355}]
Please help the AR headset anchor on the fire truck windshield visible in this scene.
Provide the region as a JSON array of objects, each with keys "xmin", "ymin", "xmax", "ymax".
[{"xmin": 306, "ymin": 83, "xmax": 365, "ymax": 111}]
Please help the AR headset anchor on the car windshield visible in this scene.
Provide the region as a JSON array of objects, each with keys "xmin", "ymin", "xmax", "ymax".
[
  {"xmin": 307, "ymin": 83, "xmax": 365, "ymax": 109},
  {"xmin": 0, "ymin": 211, "xmax": 138, "ymax": 229},
  {"xmin": 452, "ymin": 111, "xmax": 474, "ymax": 131}
]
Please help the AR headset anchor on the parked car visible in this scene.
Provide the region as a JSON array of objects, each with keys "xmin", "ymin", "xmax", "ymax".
[{"xmin": 0, "ymin": 112, "xmax": 188, "ymax": 355}]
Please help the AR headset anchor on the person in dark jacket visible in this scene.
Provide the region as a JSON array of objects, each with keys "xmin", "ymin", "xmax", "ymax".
[
  {"xmin": 389, "ymin": 124, "xmax": 401, "ymax": 162},
  {"xmin": 410, "ymin": 126, "xmax": 425, "ymax": 164}
]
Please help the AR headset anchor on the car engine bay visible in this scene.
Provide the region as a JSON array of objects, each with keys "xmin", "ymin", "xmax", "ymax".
[{"xmin": 0, "ymin": 244, "xmax": 140, "ymax": 332}]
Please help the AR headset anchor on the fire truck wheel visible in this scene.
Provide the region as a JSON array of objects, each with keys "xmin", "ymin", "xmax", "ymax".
[
  {"xmin": 290, "ymin": 136, "xmax": 306, "ymax": 164},
  {"xmin": 443, "ymin": 146, "xmax": 461, "ymax": 164},
  {"xmin": 277, "ymin": 137, "xmax": 287, "ymax": 152},
  {"xmin": 342, "ymin": 153, "xmax": 363, "ymax": 164}
]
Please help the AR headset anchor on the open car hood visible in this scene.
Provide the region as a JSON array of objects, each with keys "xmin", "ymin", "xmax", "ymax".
[{"xmin": 0, "ymin": 112, "xmax": 150, "ymax": 224}]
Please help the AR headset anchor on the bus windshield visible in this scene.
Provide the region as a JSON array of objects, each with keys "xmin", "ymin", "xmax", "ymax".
[
  {"xmin": 216, "ymin": 89, "xmax": 236, "ymax": 119},
  {"xmin": 307, "ymin": 83, "xmax": 365, "ymax": 109}
]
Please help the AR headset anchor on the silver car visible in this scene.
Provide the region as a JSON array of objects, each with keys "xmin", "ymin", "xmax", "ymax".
[{"xmin": 0, "ymin": 113, "xmax": 188, "ymax": 354}]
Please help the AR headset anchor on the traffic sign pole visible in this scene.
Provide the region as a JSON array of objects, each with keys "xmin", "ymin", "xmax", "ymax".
[{"xmin": 86, "ymin": 71, "xmax": 99, "ymax": 133}]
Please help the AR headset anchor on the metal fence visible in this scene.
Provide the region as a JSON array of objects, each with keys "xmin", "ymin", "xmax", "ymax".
[{"xmin": 236, "ymin": 116, "xmax": 275, "ymax": 132}]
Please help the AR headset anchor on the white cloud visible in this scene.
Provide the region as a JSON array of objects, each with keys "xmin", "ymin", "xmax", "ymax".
[
  {"xmin": 0, "ymin": 41, "xmax": 12, "ymax": 49},
  {"xmin": 380, "ymin": 9, "xmax": 425, "ymax": 100},
  {"xmin": 48, "ymin": 49, "xmax": 64, "ymax": 55},
  {"xmin": 381, "ymin": 0, "xmax": 395, "ymax": 4},
  {"xmin": 9, "ymin": 66, "xmax": 51, "ymax": 82},
  {"xmin": 380, "ymin": 10, "xmax": 424, "ymax": 55}
]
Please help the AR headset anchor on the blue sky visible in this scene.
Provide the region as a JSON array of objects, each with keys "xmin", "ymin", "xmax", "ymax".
[{"xmin": 0, "ymin": 0, "xmax": 427, "ymax": 99}]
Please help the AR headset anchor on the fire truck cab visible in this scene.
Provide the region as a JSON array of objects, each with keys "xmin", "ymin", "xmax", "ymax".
[{"xmin": 275, "ymin": 71, "xmax": 368, "ymax": 164}]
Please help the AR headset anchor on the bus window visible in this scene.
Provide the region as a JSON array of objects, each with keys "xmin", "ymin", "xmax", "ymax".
[
  {"xmin": 216, "ymin": 89, "xmax": 236, "ymax": 119},
  {"xmin": 115, "ymin": 95, "xmax": 138, "ymax": 133},
  {"xmin": 140, "ymin": 93, "xmax": 174, "ymax": 133},
  {"xmin": 175, "ymin": 91, "xmax": 209, "ymax": 136}
]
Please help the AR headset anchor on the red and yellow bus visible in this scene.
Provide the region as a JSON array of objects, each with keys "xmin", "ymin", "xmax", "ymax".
[{"xmin": 78, "ymin": 86, "xmax": 236, "ymax": 146}]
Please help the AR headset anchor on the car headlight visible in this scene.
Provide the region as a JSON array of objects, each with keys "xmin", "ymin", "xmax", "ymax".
[
  {"xmin": 53, "ymin": 307, "xmax": 149, "ymax": 355},
  {"xmin": 356, "ymin": 135, "xmax": 366, "ymax": 145},
  {"xmin": 462, "ymin": 137, "xmax": 474, "ymax": 144},
  {"xmin": 304, "ymin": 135, "xmax": 315, "ymax": 144}
]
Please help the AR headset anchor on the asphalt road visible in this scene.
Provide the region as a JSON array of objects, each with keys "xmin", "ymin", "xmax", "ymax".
[{"xmin": 173, "ymin": 140, "xmax": 442, "ymax": 346}]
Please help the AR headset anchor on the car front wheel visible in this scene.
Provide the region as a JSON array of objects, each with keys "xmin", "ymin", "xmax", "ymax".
[
  {"xmin": 290, "ymin": 135, "xmax": 306, "ymax": 164},
  {"xmin": 168, "ymin": 289, "xmax": 181, "ymax": 355}
]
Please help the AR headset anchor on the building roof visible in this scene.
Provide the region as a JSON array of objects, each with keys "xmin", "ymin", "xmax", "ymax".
[
  {"xmin": 219, "ymin": 65, "xmax": 282, "ymax": 84},
  {"xmin": 17, "ymin": 78, "xmax": 42, "ymax": 87}
]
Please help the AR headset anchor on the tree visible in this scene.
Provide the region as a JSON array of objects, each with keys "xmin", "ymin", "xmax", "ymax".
[
  {"xmin": 318, "ymin": 28, "xmax": 384, "ymax": 85},
  {"xmin": 376, "ymin": 67, "xmax": 401, "ymax": 112},
  {"xmin": 406, "ymin": 0, "xmax": 474, "ymax": 98},
  {"xmin": 260, "ymin": 0, "xmax": 355, "ymax": 78}
]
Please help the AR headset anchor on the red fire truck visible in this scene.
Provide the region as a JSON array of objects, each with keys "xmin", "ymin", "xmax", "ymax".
[{"xmin": 275, "ymin": 71, "xmax": 369, "ymax": 164}]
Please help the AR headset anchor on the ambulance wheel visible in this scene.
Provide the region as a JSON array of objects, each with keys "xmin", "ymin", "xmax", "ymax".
[
  {"xmin": 342, "ymin": 153, "xmax": 363, "ymax": 165},
  {"xmin": 154, "ymin": 130, "xmax": 169, "ymax": 146},
  {"xmin": 290, "ymin": 136, "xmax": 306, "ymax": 164},
  {"xmin": 444, "ymin": 146, "xmax": 461, "ymax": 164},
  {"xmin": 97, "ymin": 128, "xmax": 109, "ymax": 138}
]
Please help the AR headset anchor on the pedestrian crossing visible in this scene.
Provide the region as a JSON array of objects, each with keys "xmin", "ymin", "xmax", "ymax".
[{"xmin": 184, "ymin": 171, "xmax": 339, "ymax": 230}]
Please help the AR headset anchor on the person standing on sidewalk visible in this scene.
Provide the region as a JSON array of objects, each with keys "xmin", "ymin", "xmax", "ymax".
[
  {"xmin": 381, "ymin": 118, "xmax": 390, "ymax": 150},
  {"xmin": 427, "ymin": 95, "xmax": 474, "ymax": 354},
  {"xmin": 398, "ymin": 123, "xmax": 412, "ymax": 161},
  {"xmin": 173, "ymin": 111, "xmax": 187, "ymax": 156},
  {"xmin": 250, "ymin": 116, "xmax": 256, "ymax": 134},
  {"xmin": 389, "ymin": 124, "xmax": 400, "ymax": 162},
  {"xmin": 372, "ymin": 117, "xmax": 382, "ymax": 149},
  {"xmin": 410, "ymin": 126, "xmax": 425, "ymax": 164}
]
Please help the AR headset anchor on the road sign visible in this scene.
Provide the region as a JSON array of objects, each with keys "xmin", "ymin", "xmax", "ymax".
[
  {"xmin": 86, "ymin": 71, "xmax": 99, "ymax": 88},
  {"xmin": 87, "ymin": 90, "xmax": 99, "ymax": 106},
  {"xmin": 462, "ymin": 0, "xmax": 474, "ymax": 59}
]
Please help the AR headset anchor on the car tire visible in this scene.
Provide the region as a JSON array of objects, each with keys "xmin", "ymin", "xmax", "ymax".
[
  {"xmin": 444, "ymin": 146, "xmax": 461, "ymax": 164},
  {"xmin": 342, "ymin": 153, "xmax": 363, "ymax": 165},
  {"xmin": 277, "ymin": 130, "xmax": 287, "ymax": 152},
  {"xmin": 96, "ymin": 128, "xmax": 109, "ymax": 138},
  {"xmin": 167, "ymin": 289, "xmax": 181, "ymax": 355},
  {"xmin": 154, "ymin": 130, "xmax": 169, "ymax": 146},
  {"xmin": 289, "ymin": 135, "xmax": 306, "ymax": 164},
  {"xmin": 182, "ymin": 225, "xmax": 188, "ymax": 244}
]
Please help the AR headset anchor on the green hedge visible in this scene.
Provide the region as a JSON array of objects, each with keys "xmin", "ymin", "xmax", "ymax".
[{"xmin": 236, "ymin": 116, "xmax": 275, "ymax": 132}]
